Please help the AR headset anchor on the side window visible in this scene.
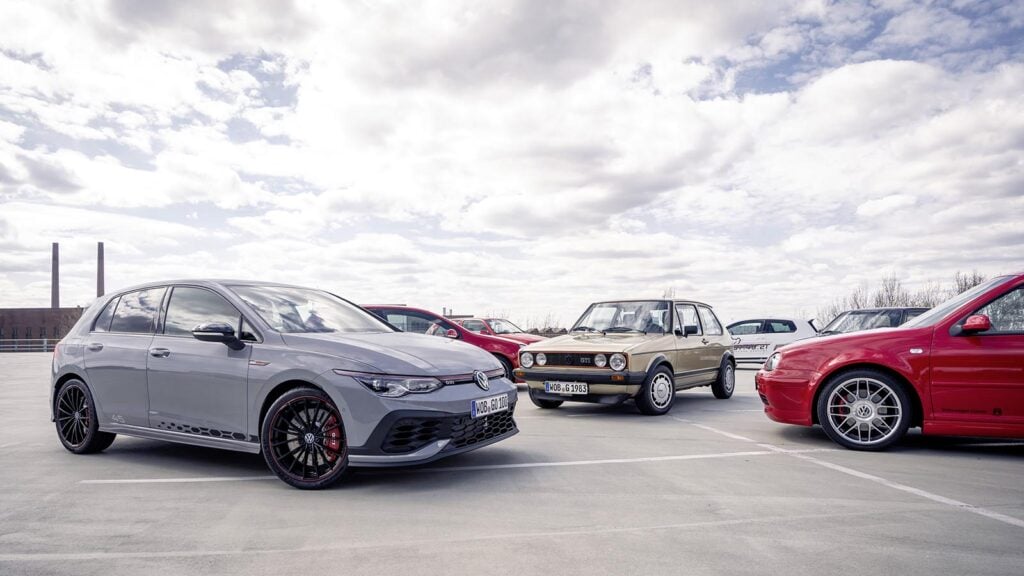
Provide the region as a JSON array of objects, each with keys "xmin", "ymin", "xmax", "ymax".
[
  {"xmin": 163, "ymin": 287, "xmax": 242, "ymax": 337},
  {"xmin": 728, "ymin": 321, "xmax": 761, "ymax": 335},
  {"xmin": 698, "ymin": 307, "xmax": 723, "ymax": 336},
  {"xmin": 902, "ymin": 309, "xmax": 925, "ymax": 324},
  {"xmin": 463, "ymin": 320, "xmax": 486, "ymax": 332},
  {"xmin": 675, "ymin": 304, "xmax": 702, "ymax": 336},
  {"xmin": 767, "ymin": 320, "xmax": 796, "ymax": 334},
  {"xmin": 92, "ymin": 297, "xmax": 119, "ymax": 332},
  {"xmin": 974, "ymin": 288, "xmax": 1024, "ymax": 334},
  {"xmin": 110, "ymin": 288, "xmax": 165, "ymax": 334},
  {"xmin": 385, "ymin": 311, "xmax": 435, "ymax": 334},
  {"xmin": 239, "ymin": 318, "xmax": 260, "ymax": 342}
]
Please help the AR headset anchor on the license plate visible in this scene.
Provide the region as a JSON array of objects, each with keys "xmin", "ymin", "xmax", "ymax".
[
  {"xmin": 544, "ymin": 381, "xmax": 589, "ymax": 395},
  {"xmin": 471, "ymin": 393, "xmax": 510, "ymax": 419}
]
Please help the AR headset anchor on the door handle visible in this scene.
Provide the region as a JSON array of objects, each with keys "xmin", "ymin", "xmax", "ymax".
[
  {"xmin": 701, "ymin": 338, "xmax": 709, "ymax": 345},
  {"xmin": 86, "ymin": 343, "xmax": 103, "ymax": 351},
  {"xmin": 149, "ymin": 347, "xmax": 171, "ymax": 358}
]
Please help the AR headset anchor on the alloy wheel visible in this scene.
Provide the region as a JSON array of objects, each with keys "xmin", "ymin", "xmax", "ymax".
[
  {"xmin": 56, "ymin": 383, "xmax": 92, "ymax": 447},
  {"xmin": 268, "ymin": 396, "xmax": 346, "ymax": 483},
  {"xmin": 825, "ymin": 377, "xmax": 903, "ymax": 446},
  {"xmin": 651, "ymin": 373, "xmax": 673, "ymax": 408}
]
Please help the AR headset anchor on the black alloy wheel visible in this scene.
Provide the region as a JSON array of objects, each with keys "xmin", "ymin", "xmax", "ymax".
[
  {"xmin": 262, "ymin": 387, "xmax": 349, "ymax": 489},
  {"xmin": 55, "ymin": 379, "xmax": 116, "ymax": 454}
]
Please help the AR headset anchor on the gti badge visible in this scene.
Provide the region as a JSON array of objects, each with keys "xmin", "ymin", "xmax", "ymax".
[{"xmin": 474, "ymin": 370, "xmax": 489, "ymax": 391}]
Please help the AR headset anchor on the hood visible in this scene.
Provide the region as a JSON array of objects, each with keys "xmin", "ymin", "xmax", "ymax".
[
  {"xmin": 776, "ymin": 325, "xmax": 930, "ymax": 354},
  {"xmin": 523, "ymin": 331, "xmax": 659, "ymax": 353},
  {"xmin": 282, "ymin": 331, "xmax": 502, "ymax": 376},
  {"xmin": 498, "ymin": 333, "xmax": 546, "ymax": 344}
]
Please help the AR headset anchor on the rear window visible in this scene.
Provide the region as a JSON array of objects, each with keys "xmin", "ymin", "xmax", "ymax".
[
  {"xmin": 109, "ymin": 288, "xmax": 166, "ymax": 334},
  {"xmin": 767, "ymin": 320, "xmax": 797, "ymax": 333}
]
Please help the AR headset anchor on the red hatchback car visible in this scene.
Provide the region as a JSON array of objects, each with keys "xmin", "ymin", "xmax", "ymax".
[
  {"xmin": 455, "ymin": 318, "xmax": 546, "ymax": 345},
  {"xmin": 364, "ymin": 305, "xmax": 525, "ymax": 380},
  {"xmin": 756, "ymin": 273, "xmax": 1024, "ymax": 450}
]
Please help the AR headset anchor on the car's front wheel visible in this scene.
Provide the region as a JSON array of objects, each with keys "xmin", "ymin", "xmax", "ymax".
[
  {"xmin": 636, "ymin": 366, "xmax": 676, "ymax": 415},
  {"xmin": 55, "ymin": 379, "xmax": 116, "ymax": 454},
  {"xmin": 495, "ymin": 355, "xmax": 514, "ymax": 381},
  {"xmin": 528, "ymin": 387, "xmax": 563, "ymax": 409},
  {"xmin": 816, "ymin": 369, "xmax": 911, "ymax": 451},
  {"xmin": 261, "ymin": 387, "xmax": 349, "ymax": 489}
]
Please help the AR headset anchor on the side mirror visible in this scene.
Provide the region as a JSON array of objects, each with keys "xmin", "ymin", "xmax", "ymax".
[
  {"xmin": 960, "ymin": 314, "xmax": 991, "ymax": 335},
  {"xmin": 445, "ymin": 328, "xmax": 459, "ymax": 339},
  {"xmin": 684, "ymin": 325, "xmax": 699, "ymax": 336},
  {"xmin": 193, "ymin": 322, "xmax": 244, "ymax": 350}
]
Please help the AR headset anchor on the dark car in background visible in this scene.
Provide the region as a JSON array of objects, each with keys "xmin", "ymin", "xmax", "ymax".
[
  {"xmin": 365, "ymin": 305, "xmax": 525, "ymax": 380},
  {"xmin": 456, "ymin": 318, "xmax": 546, "ymax": 345},
  {"xmin": 818, "ymin": 307, "xmax": 929, "ymax": 335}
]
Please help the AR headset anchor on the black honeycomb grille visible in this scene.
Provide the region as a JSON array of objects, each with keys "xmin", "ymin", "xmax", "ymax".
[
  {"xmin": 542, "ymin": 353, "xmax": 604, "ymax": 368},
  {"xmin": 380, "ymin": 405, "xmax": 517, "ymax": 454}
]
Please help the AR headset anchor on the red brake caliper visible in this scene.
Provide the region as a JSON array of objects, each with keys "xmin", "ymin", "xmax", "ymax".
[{"xmin": 323, "ymin": 415, "xmax": 341, "ymax": 462}]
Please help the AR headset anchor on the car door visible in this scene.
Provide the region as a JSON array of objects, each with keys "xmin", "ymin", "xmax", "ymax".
[
  {"xmin": 462, "ymin": 319, "xmax": 489, "ymax": 334},
  {"xmin": 697, "ymin": 306, "xmax": 727, "ymax": 377},
  {"xmin": 83, "ymin": 287, "xmax": 165, "ymax": 427},
  {"xmin": 930, "ymin": 286, "xmax": 1024, "ymax": 427},
  {"xmin": 729, "ymin": 320, "xmax": 767, "ymax": 361},
  {"xmin": 673, "ymin": 304, "xmax": 708, "ymax": 387},
  {"xmin": 146, "ymin": 285, "xmax": 253, "ymax": 438},
  {"xmin": 764, "ymin": 320, "xmax": 799, "ymax": 355}
]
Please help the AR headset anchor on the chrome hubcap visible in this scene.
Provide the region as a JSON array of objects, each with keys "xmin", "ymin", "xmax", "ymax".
[
  {"xmin": 724, "ymin": 366, "xmax": 735, "ymax": 393},
  {"xmin": 651, "ymin": 374, "xmax": 673, "ymax": 408},
  {"xmin": 826, "ymin": 377, "xmax": 902, "ymax": 445}
]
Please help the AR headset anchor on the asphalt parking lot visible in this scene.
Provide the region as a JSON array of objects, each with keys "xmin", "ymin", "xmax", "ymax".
[{"xmin": 1, "ymin": 353, "xmax": 1022, "ymax": 575}]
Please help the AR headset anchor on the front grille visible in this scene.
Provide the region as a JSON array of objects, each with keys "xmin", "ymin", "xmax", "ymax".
[
  {"xmin": 380, "ymin": 404, "xmax": 517, "ymax": 454},
  {"xmin": 542, "ymin": 353, "xmax": 603, "ymax": 368},
  {"xmin": 448, "ymin": 410, "xmax": 517, "ymax": 450}
]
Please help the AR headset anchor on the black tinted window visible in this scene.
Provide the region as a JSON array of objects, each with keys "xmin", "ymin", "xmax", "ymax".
[
  {"xmin": 767, "ymin": 320, "xmax": 796, "ymax": 333},
  {"xmin": 92, "ymin": 297, "xmax": 119, "ymax": 332},
  {"xmin": 164, "ymin": 287, "xmax": 241, "ymax": 336},
  {"xmin": 110, "ymin": 288, "xmax": 165, "ymax": 334}
]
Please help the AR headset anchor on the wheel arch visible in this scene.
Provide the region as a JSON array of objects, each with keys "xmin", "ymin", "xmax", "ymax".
[
  {"xmin": 811, "ymin": 363, "xmax": 923, "ymax": 427},
  {"xmin": 257, "ymin": 379, "xmax": 328, "ymax": 433},
  {"xmin": 52, "ymin": 372, "xmax": 87, "ymax": 421},
  {"xmin": 644, "ymin": 354, "xmax": 674, "ymax": 376}
]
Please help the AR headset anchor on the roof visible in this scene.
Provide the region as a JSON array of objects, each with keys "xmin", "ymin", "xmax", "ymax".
[{"xmin": 590, "ymin": 298, "xmax": 713, "ymax": 308}]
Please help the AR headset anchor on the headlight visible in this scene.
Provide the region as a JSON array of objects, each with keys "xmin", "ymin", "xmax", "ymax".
[
  {"xmin": 521, "ymin": 352, "xmax": 534, "ymax": 368},
  {"xmin": 764, "ymin": 353, "xmax": 782, "ymax": 372},
  {"xmin": 594, "ymin": 353, "xmax": 607, "ymax": 368},
  {"xmin": 536, "ymin": 353, "xmax": 547, "ymax": 366},
  {"xmin": 341, "ymin": 372, "xmax": 444, "ymax": 398},
  {"xmin": 609, "ymin": 353, "xmax": 627, "ymax": 371}
]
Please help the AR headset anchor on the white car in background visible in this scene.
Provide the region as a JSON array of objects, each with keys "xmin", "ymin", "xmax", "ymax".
[{"xmin": 726, "ymin": 318, "xmax": 817, "ymax": 365}]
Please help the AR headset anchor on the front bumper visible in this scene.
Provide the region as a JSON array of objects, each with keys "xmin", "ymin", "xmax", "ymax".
[
  {"xmin": 515, "ymin": 368, "xmax": 646, "ymax": 404},
  {"xmin": 754, "ymin": 368, "xmax": 819, "ymax": 426}
]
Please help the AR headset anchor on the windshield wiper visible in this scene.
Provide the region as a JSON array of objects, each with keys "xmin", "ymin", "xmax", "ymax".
[
  {"xmin": 573, "ymin": 326, "xmax": 605, "ymax": 334},
  {"xmin": 819, "ymin": 329, "xmax": 841, "ymax": 336},
  {"xmin": 605, "ymin": 327, "xmax": 642, "ymax": 333}
]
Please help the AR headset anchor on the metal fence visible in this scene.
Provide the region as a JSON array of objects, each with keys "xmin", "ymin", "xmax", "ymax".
[{"xmin": 0, "ymin": 339, "xmax": 56, "ymax": 352}]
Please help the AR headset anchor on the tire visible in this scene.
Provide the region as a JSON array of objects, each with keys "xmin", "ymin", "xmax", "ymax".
[
  {"xmin": 528, "ymin": 387, "xmax": 563, "ymax": 409},
  {"xmin": 261, "ymin": 387, "xmax": 349, "ymax": 490},
  {"xmin": 54, "ymin": 379, "xmax": 116, "ymax": 454},
  {"xmin": 711, "ymin": 359, "xmax": 736, "ymax": 399},
  {"xmin": 496, "ymin": 355, "xmax": 514, "ymax": 381},
  {"xmin": 816, "ymin": 369, "xmax": 911, "ymax": 451},
  {"xmin": 636, "ymin": 365, "xmax": 676, "ymax": 415}
]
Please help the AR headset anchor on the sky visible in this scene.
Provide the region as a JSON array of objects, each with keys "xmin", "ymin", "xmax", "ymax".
[{"xmin": 0, "ymin": 0, "xmax": 1022, "ymax": 327}]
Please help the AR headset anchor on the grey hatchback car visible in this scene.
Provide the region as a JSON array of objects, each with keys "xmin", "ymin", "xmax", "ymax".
[{"xmin": 51, "ymin": 280, "xmax": 518, "ymax": 489}]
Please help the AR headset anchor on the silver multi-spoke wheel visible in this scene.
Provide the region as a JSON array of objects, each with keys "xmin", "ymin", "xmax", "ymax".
[
  {"xmin": 713, "ymin": 361, "xmax": 735, "ymax": 399},
  {"xmin": 818, "ymin": 371, "xmax": 911, "ymax": 450},
  {"xmin": 651, "ymin": 373, "xmax": 673, "ymax": 408}
]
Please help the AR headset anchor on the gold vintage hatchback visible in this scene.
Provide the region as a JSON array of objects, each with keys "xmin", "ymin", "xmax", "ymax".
[{"xmin": 514, "ymin": 300, "xmax": 735, "ymax": 415}]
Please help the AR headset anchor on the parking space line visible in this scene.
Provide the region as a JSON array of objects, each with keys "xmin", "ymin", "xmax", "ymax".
[
  {"xmin": 80, "ymin": 475, "xmax": 276, "ymax": 485},
  {"xmin": 418, "ymin": 449, "xmax": 832, "ymax": 473},
  {"xmin": 676, "ymin": 419, "xmax": 1024, "ymax": 530}
]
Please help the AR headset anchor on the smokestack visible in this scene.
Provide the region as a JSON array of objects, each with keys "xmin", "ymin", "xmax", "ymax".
[
  {"xmin": 97, "ymin": 241, "xmax": 105, "ymax": 297},
  {"xmin": 51, "ymin": 242, "xmax": 59, "ymax": 309}
]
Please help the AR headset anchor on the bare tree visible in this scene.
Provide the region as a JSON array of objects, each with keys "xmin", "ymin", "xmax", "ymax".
[{"xmin": 952, "ymin": 270, "xmax": 987, "ymax": 295}]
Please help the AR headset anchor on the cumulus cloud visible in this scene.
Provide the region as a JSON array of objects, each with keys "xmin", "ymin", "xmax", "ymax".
[{"xmin": 0, "ymin": 0, "xmax": 1022, "ymax": 325}]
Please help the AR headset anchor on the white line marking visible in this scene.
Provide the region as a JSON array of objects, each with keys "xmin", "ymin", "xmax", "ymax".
[
  {"xmin": 678, "ymin": 420, "xmax": 1024, "ymax": 530},
  {"xmin": 80, "ymin": 475, "xmax": 276, "ymax": 485},
  {"xmin": 954, "ymin": 442, "xmax": 1024, "ymax": 448},
  {"xmin": 418, "ymin": 449, "xmax": 832, "ymax": 473}
]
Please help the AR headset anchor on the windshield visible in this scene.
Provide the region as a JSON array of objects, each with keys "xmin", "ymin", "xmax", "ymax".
[
  {"xmin": 230, "ymin": 285, "xmax": 392, "ymax": 334},
  {"xmin": 572, "ymin": 301, "xmax": 670, "ymax": 334},
  {"xmin": 487, "ymin": 319, "xmax": 525, "ymax": 334},
  {"xmin": 902, "ymin": 276, "xmax": 1012, "ymax": 328},
  {"xmin": 820, "ymin": 310, "xmax": 905, "ymax": 334}
]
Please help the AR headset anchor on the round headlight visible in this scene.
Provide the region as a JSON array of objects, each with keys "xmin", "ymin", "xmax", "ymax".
[
  {"xmin": 609, "ymin": 353, "xmax": 627, "ymax": 371},
  {"xmin": 536, "ymin": 353, "xmax": 547, "ymax": 366},
  {"xmin": 764, "ymin": 352, "xmax": 781, "ymax": 372},
  {"xmin": 520, "ymin": 352, "xmax": 534, "ymax": 368},
  {"xmin": 594, "ymin": 353, "xmax": 607, "ymax": 368}
]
